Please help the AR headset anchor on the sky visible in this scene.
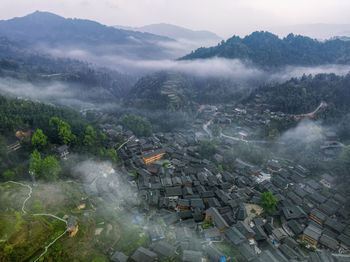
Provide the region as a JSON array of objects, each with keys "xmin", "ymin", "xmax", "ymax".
[{"xmin": 0, "ymin": 0, "xmax": 350, "ymax": 38}]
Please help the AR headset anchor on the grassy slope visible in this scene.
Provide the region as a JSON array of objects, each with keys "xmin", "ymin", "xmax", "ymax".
[{"xmin": 0, "ymin": 181, "xmax": 148, "ymax": 261}]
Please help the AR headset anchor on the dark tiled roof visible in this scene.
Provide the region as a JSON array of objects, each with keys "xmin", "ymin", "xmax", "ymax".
[
  {"xmin": 131, "ymin": 247, "xmax": 157, "ymax": 262},
  {"xmin": 319, "ymin": 234, "xmax": 338, "ymax": 250},
  {"xmin": 205, "ymin": 207, "xmax": 229, "ymax": 231},
  {"xmin": 225, "ymin": 226, "xmax": 246, "ymax": 245},
  {"xmin": 111, "ymin": 252, "xmax": 128, "ymax": 262},
  {"xmin": 304, "ymin": 224, "xmax": 322, "ymax": 241},
  {"xmin": 151, "ymin": 241, "xmax": 176, "ymax": 258}
]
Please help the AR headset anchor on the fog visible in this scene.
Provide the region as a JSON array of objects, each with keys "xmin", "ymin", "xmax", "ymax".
[
  {"xmin": 72, "ymin": 160, "xmax": 138, "ymax": 208},
  {"xmin": 275, "ymin": 120, "xmax": 330, "ymax": 167},
  {"xmin": 0, "ymin": 77, "xmax": 122, "ymax": 111},
  {"xmin": 43, "ymin": 44, "xmax": 350, "ymax": 81}
]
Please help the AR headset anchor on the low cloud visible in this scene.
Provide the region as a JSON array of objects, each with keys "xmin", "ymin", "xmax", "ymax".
[
  {"xmin": 0, "ymin": 77, "xmax": 121, "ymax": 110},
  {"xmin": 44, "ymin": 44, "xmax": 350, "ymax": 81},
  {"xmin": 72, "ymin": 160, "xmax": 138, "ymax": 208},
  {"xmin": 275, "ymin": 120, "xmax": 330, "ymax": 167},
  {"xmin": 270, "ymin": 64, "xmax": 350, "ymax": 82}
]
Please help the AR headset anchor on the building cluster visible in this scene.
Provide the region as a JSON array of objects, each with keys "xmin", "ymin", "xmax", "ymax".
[
  {"xmin": 99, "ymin": 103, "xmax": 350, "ymax": 262},
  {"xmin": 113, "ymin": 128, "xmax": 350, "ymax": 261}
]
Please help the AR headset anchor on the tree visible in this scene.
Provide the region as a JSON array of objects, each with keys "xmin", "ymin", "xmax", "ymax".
[
  {"xmin": 2, "ymin": 170, "xmax": 15, "ymax": 180},
  {"xmin": 49, "ymin": 117, "xmax": 75, "ymax": 144},
  {"xmin": 83, "ymin": 125, "xmax": 97, "ymax": 146},
  {"xmin": 261, "ymin": 191, "xmax": 278, "ymax": 214},
  {"xmin": 121, "ymin": 114, "xmax": 152, "ymax": 137},
  {"xmin": 29, "ymin": 149, "xmax": 60, "ymax": 181},
  {"xmin": 41, "ymin": 156, "xmax": 60, "ymax": 181},
  {"xmin": 29, "ymin": 150, "xmax": 42, "ymax": 176},
  {"xmin": 31, "ymin": 129, "xmax": 48, "ymax": 149},
  {"xmin": 105, "ymin": 149, "xmax": 118, "ymax": 163}
]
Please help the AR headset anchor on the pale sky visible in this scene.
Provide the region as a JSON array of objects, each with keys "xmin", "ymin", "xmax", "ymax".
[{"xmin": 0, "ymin": 0, "xmax": 350, "ymax": 38}]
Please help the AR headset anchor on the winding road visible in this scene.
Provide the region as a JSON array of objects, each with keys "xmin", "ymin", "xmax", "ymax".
[{"xmin": 4, "ymin": 181, "xmax": 68, "ymax": 262}]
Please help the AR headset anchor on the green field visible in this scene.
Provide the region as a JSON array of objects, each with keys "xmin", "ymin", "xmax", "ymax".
[{"xmin": 0, "ymin": 181, "xmax": 148, "ymax": 262}]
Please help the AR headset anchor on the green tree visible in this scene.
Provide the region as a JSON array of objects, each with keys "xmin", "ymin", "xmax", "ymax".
[
  {"xmin": 121, "ymin": 114, "xmax": 152, "ymax": 137},
  {"xmin": 2, "ymin": 170, "xmax": 15, "ymax": 180},
  {"xmin": 83, "ymin": 125, "xmax": 97, "ymax": 146},
  {"xmin": 29, "ymin": 149, "xmax": 42, "ymax": 176},
  {"xmin": 105, "ymin": 149, "xmax": 118, "ymax": 163},
  {"xmin": 41, "ymin": 156, "xmax": 60, "ymax": 181},
  {"xmin": 261, "ymin": 191, "xmax": 278, "ymax": 214},
  {"xmin": 29, "ymin": 150, "xmax": 60, "ymax": 181},
  {"xmin": 49, "ymin": 117, "xmax": 75, "ymax": 144},
  {"xmin": 31, "ymin": 129, "xmax": 48, "ymax": 149},
  {"xmin": 218, "ymin": 165, "xmax": 223, "ymax": 172}
]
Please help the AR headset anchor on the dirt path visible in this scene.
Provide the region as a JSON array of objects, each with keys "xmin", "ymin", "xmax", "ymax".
[
  {"xmin": 294, "ymin": 101, "xmax": 327, "ymax": 120},
  {"xmin": 5, "ymin": 181, "xmax": 32, "ymax": 214},
  {"xmin": 4, "ymin": 181, "xmax": 68, "ymax": 262}
]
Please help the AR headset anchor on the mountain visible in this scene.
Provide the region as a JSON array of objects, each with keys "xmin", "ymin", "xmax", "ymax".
[
  {"xmin": 0, "ymin": 36, "xmax": 135, "ymax": 108},
  {"xmin": 0, "ymin": 11, "xmax": 175, "ymax": 60},
  {"xmin": 116, "ymin": 23, "xmax": 222, "ymax": 46},
  {"xmin": 270, "ymin": 24, "xmax": 350, "ymax": 40},
  {"xmin": 333, "ymin": 36, "xmax": 350, "ymax": 41},
  {"xmin": 181, "ymin": 31, "xmax": 350, "ymax": 68},
  {"xmin": 245, "ymin": 73, "xmax": 350, "ymax": 118}
]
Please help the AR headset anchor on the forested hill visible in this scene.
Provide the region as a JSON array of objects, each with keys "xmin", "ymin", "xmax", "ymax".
[
  {"xmin": 0, "ymin": 37, "xmax": 135, "ymax": 103},
  {"xmin": 246, "ymin": 73, "xmax": 350, "ymax": 118},
  {"xmin": 0, "ymin": 11, "xmax": 174, "ymax": 60},
  {"xmin": 181, "ymin": 31, "xmax": 350, "ymax": 68}
]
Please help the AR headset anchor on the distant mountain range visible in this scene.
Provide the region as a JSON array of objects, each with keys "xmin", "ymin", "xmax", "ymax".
[
  {"xmin": 181, "ymin": 31, "xmax": 350, "ymax": 68},
  {"xmin": 270, "ymin": 24, "xmax": 350, "ymax": 40},
  {"xmin": 0, "ymin": 11, "xmax": 176, "ymax": 60},
  {"xmin": 115, "ymin": 23, "xmax": 222, "ymax": 46}
]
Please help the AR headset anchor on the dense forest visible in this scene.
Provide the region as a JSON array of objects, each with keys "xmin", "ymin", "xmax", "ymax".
[
  {"xmin": 181, "ymin": 31, "xmax": 350, "ymax": 68},
  {"xmin": 246, "ymin": 73, "xmax": 350, "ymax": 140},
  {"xmin": 248, "ymin": 73, "xmax": 350, "ymax": 114},
  {"xmin": 0, "ymin": 95, "xmax": 120, "ymax": 180}
]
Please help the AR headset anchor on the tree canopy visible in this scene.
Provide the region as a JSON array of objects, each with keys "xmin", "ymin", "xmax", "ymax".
[
  {"xmin": 121, "ymin": 114, "xmax": 152, "ymax": 137},
  {"xmin": 29, "ymin": 150, "xmax": 60, "ymax": 181},
  {"xmin": 31, "ymin": 129, "xmax": 48, "ymax": 149},
  {"xmin": 49, "ymin": 117, "xmax": 75, "ymax": 144},
  {"xmin": 261, "ymin": 191, "xmax": 278, "ymax": 214},
  {"xmin": 181, "ymin": 31, "xmax": 350, "ymax": 68}
]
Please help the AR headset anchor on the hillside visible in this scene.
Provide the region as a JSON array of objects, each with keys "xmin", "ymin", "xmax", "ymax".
[
  {"xmin": 125, "ymin": 71, "xmax": 256, "ymax": 111},
  {"xmin": 0, "ymin": 37, "xmax": 135, "ymax": 107},
  {"xmin": 181, "ymin": 31, "xmax": 350, "ymax": 68},
  {"xmin": 116, "ymin": 23, "xmax": 222, "ymax": 46},
  {"xmin": 245, "ymin": 73, "xmax": 350, "ymax": 125},
  {"xmin": 0, "ymin": 11, "xmax": 174, "ymax": 60},
  {"xmin": 126, "ymin": 71, "xmax": 194, "ymax": 110}
]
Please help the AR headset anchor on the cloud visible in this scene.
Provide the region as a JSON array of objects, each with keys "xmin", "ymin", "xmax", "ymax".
[
  {"xmin": 43, "ymin": 44, "xmax": 350, "ymax": 81},
  {"xmin": 274, "ymin": 120, "xmax": 332, "ymax": 166},
  {"xmin": 279, "ymin": 120, "xmax": 325, "ymax": 145},
  {"xmin": 269, "ymin": 64, "xmax": 350, "ymax": 82},
  {"xmin": 72, "ymin": 160, "xmax": 138, "ymax": 207},
  {"xmin": 0, "ymin": 77, "xmax": 124, "ymax": 111}
]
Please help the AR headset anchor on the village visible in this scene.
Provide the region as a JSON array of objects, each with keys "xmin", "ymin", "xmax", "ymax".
[
  {"xmin": 3, "ymin": 98, "xmax": 349, "ymax": 262},
  {"xmin": 92, "ymin": 101, "xmax": 350, "ymax": 262}
]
